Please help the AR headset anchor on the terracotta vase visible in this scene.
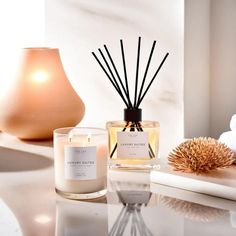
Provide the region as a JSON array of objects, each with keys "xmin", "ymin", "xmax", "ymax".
[{"xmin": 0, "ymin": 48, "xmax": 85, "ymax": 140}]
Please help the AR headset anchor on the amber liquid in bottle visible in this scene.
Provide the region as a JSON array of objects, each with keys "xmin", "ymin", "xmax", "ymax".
[{"xmin": 106, "ymin": 120, "xmax": 160, "ymax": 170}]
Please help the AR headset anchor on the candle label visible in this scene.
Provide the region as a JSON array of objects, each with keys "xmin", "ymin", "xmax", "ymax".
[
  {"xmin": 64, "ymin": 146, "xmax": 97, "ymax": 180},
  {"xmin": 117, "ymin": 132, "xmax": 149, "ymax": 158}
]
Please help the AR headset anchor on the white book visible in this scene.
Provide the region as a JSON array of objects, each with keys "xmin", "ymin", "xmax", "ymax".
[{"xmin": 150, "ymin": 165, "xmax": 236, "ymax": 202}]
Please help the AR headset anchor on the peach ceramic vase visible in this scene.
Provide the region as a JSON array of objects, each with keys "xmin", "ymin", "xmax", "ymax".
[{"xmin": 0, "ymin": 48, "xmax": 85, "ymax": 140}]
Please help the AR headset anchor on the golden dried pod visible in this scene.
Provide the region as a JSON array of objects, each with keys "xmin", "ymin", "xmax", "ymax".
[{"xmin": 168, "ymin": 137, "xmax": 235, "ymax": 174}]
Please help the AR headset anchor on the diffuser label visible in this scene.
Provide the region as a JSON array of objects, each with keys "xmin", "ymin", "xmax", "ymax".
[
  {"xmin": 117, "ymin": 132, "xmax": 149, "ymax": 158},
  {"xmin": 64, "ymin": 146, "xmax": 97, "ymax": 180}
]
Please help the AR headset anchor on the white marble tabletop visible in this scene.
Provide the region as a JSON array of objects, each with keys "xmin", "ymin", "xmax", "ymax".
[{"xmin": 0, "ymin": 132, "xmax": 236, "ymax": 236}]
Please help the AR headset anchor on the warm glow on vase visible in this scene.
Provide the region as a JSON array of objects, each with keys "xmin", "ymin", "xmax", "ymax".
[
  {"xmin": 31, "ymin": 70, "xmax": 49, "ymax": 83},
  {"xmin": 0, "ymin": 47, "xmax": 85, "ymax": 140}
]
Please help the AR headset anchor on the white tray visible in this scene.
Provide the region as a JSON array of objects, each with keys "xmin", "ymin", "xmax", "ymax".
[{"xmin": 150, "ymin": 165, "xmax": 236, "ymax": 201}]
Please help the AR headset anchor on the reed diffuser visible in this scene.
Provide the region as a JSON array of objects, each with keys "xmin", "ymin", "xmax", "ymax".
[{"xmin": 92, "ymin": 37, "xmax": 169, "ymax": 169}]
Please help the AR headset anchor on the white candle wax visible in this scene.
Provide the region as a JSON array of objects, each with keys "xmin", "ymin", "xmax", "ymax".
[{"xmin": 54, "ymin": 128, "xmax": 107, "ymax": 198}]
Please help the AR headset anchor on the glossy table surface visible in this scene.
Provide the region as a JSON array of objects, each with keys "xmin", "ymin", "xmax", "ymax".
[{"xmin": 1, "ymin": 132, "xmax": 236, "ymax": 236}]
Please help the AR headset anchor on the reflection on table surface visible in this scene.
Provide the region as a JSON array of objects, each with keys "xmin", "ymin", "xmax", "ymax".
[
  {"xmin": 1, "ymin": 163, "xmax": 236, "ymax": 236},
  {"xmin": 54, "ymin": 176, "xmax": 236, "ymax": 236}
]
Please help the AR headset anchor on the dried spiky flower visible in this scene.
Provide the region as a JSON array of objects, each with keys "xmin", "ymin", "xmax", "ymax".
[{"xmin": 168, "ymin": 137, "xmax": 234, "ymax": 174}]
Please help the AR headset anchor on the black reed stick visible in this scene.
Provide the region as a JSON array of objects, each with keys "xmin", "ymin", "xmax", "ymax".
[
  {"xmin": 104, "ymin": 45, "xmax": 133, "ymax": 108},
  {"xmin": 109, "ymin": 123, "xmax": 129, "ymax": 158},
  {"xmin": 98, "ymin": 48, "xmax": 125, "ymax": 99},
  {"xmin": 136, "ymin": 122, "xmax": 155, "ymax": 158},
  {"xmin": 134, "ymin": 37, "xmax": 141, "ymax": 107},
  {"xmin": 120, "ymin": 39, "xmax": 132, "ymax": 108},
  {"xmin": 92, "ymin": 52, "xmax": 129, "ymax": 108},
  {"xmin": 137, "ymin": 52, "xmax": 169, "ymax": 107},
  {"xmin": 137, "ymin": 40, "xmax": 156, "ymax": 106},
  {"xmin": 92, "ymin": 38, "xmax": 169, "ymax": 109}
]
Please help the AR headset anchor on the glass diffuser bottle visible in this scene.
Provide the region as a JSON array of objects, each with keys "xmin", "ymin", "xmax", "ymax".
[
  {"xmin": 92, "ymin": 37, "xmax": 169, "ymax": 170},
  {"xmin": 106, "ymin": 109, "xmax": 160, "ymax": 169}
]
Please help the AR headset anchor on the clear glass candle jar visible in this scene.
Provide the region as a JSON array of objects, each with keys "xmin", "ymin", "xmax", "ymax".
[
  {"xmin": 54, "ymin": 127, "xmax": 108, "ymax": 200},
  {"xmin": 106, "ymin": 120, "xmax": 160, "ymax": 170}
]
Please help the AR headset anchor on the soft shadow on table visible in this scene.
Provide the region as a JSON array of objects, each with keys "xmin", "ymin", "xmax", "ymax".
[
  {"xmin": 21, "ymin": 139, "xmax": 53, "ymax": 147},
  {"xmin": 83, "ymin": 195, "xmax": 108, "ymax": 203},
  {"xmin": 200, "ymin": 165, "xmax": 236, "ymax": 179},
  {"xmin": 0, "ymin": 147, "xmax": 53, "ymax": 172},
  {"xmin": 57, "ymin": 194, "xmax": 108, "ymax": 204}
]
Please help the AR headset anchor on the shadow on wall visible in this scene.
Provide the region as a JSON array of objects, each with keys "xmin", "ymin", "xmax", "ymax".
[{"xmin": 0, "ymin": 147, "xmax": 53, "ymax": 172}]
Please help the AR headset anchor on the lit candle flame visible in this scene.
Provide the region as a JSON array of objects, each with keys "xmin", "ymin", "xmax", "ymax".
[
  {"xmin": 32, "ymin": 70, "xmax": 49, "ymax": 82},
  {"xmin": 88, "ymin": 133, "xmax": 91, "ymax": 143}
]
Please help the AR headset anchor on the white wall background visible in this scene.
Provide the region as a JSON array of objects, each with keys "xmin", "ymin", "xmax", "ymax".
[
  {"xmin": 1, "ymin": 0, "xmax": 236, "ymax": 150},
  {"xmin": 4, "ymin": 1, "xmax": 236, "ymax": 156},
  {"xmin": 210, "ymin": 0, "xmax": 236, "ymax": 138},
  {"xmin": 184, "ymin": 0, "xmax": 236, "ymax": 138},
  {"xmin": 0, "ymin": 0, "xmax": 45, "ymax": 99},
  {"xmin": 45, "ymin": 0, "xmax": 184, "ymax": 157},
  {"xmin": 184, "ymin": 0, "xmax": 210, "ymax": 138}
]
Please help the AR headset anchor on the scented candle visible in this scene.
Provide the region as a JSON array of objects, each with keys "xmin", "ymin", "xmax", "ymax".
[{"xmin": 54, "ymin": 127, "xmax": 107, "ymax": 200}]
